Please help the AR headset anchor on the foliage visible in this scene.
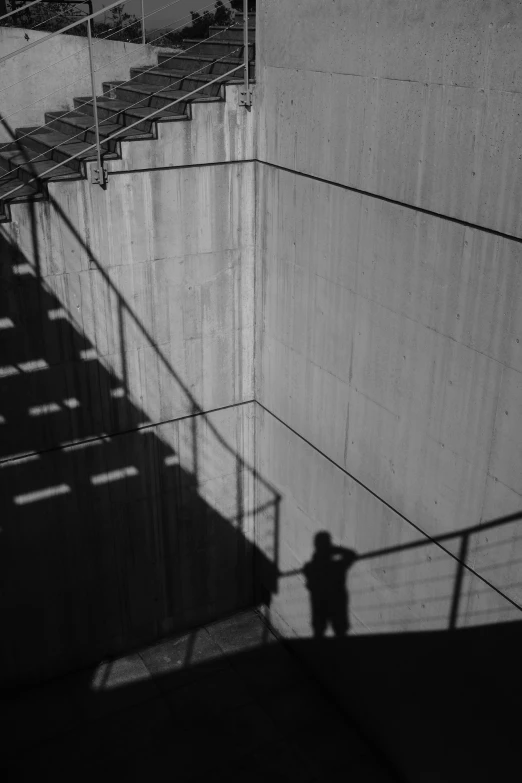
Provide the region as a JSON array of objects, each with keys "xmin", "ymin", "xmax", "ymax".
[
  {"xmin": 230, "ymin": 0, "xmax": 256, "ymax": 12},
  {"xmin": 0, "ymin": 0, "xmax": 254, "ymax": 47},
  {"xmin": 0, "ymin": 1, "xmax": 142, "ymax": 42}
]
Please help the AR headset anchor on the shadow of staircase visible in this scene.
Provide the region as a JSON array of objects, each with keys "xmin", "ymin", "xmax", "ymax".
[{"xmin": 0, "ymin": 210, "xmax": 278, "ymax": 688}]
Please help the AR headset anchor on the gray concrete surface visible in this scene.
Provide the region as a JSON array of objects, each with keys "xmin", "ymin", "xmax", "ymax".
[{"xmin": 256, "ymin": 0, "xmax": 522, "ymax": 238}]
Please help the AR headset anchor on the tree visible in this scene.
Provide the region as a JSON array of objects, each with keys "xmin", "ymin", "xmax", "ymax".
[
  {"xmin": 230, "ymin": 0, "xmax": 256, "ymax": 12},
  {"xmin": 164, "ymin": 1, "xmax": 236, "ymax": 47}
]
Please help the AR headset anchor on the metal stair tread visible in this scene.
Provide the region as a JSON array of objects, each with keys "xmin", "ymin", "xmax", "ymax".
[
  {"xmin": 132, "ymin": 67, "xmax": 246, "ymax": 82},
  {"xmin": 4, "ymin": 154, "xmax": 80, "ymax": 179},
  {"xmin": 157, "ymin": 53, "xmax": 245, "ymax": 65},
  {"xmin": 106, "ymin": 82, "xmax": 223, "ymax": 104},
  {"xmin": 0, "ymin": 181, "xmax": 42, "ymax": 199},
  {"xmin": 75, "ymin": 97, "xmax": 189, "ymax": 121},
  {"xmin": 46, "ymin": 112, "xmax": 154, "ymax": 140},
  {"xmin": 19, "ymin": 127, "xmax": 119, "ymax": 160}
]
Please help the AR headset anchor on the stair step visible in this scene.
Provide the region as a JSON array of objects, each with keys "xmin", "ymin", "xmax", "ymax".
[
  {"xmin": 181, "ymin": 38, "xmax": 254, "ymax": 58},
  {"xmin": 135, "ymin": 59, "xmax": 254, "ymax": 85},
  {"xmin": 16, "ymin": 127, "xmax": 119, "ymax": 174},
  {"xmin": 157, "ymin": 52, "xmax": 244, "ymax": 73},
  {"xmin": 44, "ymin": 111, "xmax": 154, "ymax": 149},
  {"xmin": 208, "ymin": 25, "xmax": 256, "ymax": 42},
  {"xmin": 104, "ymin": 80, "xmax": 223, "ymax": 110},
  {"xmin": 0, "ymin": 179, "xmax": 41, "ymax": 201},
  {"xmin": 0, "ymin": 145, "xmax": 81, "ymax": 185},
  {"xmin": 129, "ymin": 66, "xmax": 252, "ymax": 93},
  {"xmin": 73, "ymin": 96, "xmax": 188, "ymax": 133}
]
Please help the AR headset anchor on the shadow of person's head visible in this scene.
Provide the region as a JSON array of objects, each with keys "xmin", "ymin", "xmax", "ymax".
[{"xmin": 314, "ymin": 530, "xmax": 334, "ymax": 558}]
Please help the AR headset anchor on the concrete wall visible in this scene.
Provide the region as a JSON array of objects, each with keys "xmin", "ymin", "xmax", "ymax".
[
  {"xmin": 0, "ymin": 26, "xmax": 173, "ymax": 142},
  {"xmin": 255, "ymin": 406, "xmax": 522, "ymax": 781},
  {"xmin": 256, "ymin": 0, "xmax": 522, "ymax": 237},
  {"xmin": 255, "ymin": 6, "xmax": 522, "ymax": 772},
  {"xmin": 256, "ymin": 0, "xmax": 522, "ymax": 622},
  {"xmin": 0, "ymin": 145, "xmax": 261, "ymax": 684},
  {"xmin": 255, "ymin": 0, "xmax": 522, "ymax": 782}
]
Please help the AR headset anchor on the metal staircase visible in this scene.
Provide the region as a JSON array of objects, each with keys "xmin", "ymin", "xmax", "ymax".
[{"xmin": 0, "ymin": 11, "xmax": 255, "ymax": 220}]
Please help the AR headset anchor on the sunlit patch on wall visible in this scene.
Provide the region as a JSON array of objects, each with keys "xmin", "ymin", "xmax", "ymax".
[
  {"xmin": 18, "ymin": 359, "xmax": 49, "ymax": 373},
  {"xmin": 28, "ymin": 402, "xmax": 61, "ymax": 416},
  {"xmin": 63, "ymin": 398, "xmax": 80, "ymax": 409},
  {"xmin": 0, "ymin": 317, "xmax": 14, "ymax": 329},
  {"xmin": 79, "ymin": 348, "xmax": 97, "ymax": 361},
  {"xmin": 90, "ymin": 466, "xmax": 138, "ymax": 486},
  {"xmin": 164, "ymin": 454, "xmax": 179, "ymax": 466},
  {"xmin": 47, "ymin": 308, "xmax": 68, "ymax": 320},
  {"xmin": 1, "ymin": 451, "xmax": 40, "ymax": 466},
  {"xmin": 0, "ymin": 365, "xmax": 19, "ymax": 378},
  {"xmin": 14, "ymin": 484, "xmax": 71, "ymax": 505},
  {"xmin": 63, "ymin": 435, "xmax": 110, "ymax": 451},
  {"xmin": 0, "ymin": 414, "xmax": 5, "ymax": 424},
  {"xmin": 12, "ymin": 263, "xmax": 35, "ymax": 276},
  {"xmin": 110, "ymin": 387, "xmax": 125, "ymax": 398}
]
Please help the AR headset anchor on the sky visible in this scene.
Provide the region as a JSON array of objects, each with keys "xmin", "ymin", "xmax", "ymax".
[{"xmin": 93, "ymin": 0, "xmax": 232, "ymax": 32}]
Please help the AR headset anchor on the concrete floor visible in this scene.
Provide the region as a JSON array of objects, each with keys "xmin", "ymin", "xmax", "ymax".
[{"xmin": 1, "ymin": 610, "xmax": 396, "ymax": 781}]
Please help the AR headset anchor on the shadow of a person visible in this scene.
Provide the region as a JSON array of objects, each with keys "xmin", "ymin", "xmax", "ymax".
[{"xmin": 303, "ymin": 531, "xmax": 357, "ymax": 638}]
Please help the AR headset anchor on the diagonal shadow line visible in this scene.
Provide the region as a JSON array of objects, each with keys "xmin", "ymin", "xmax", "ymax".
[{"xmin": 0, "ymin": 135, "xmax": 277, "ymax": 497}]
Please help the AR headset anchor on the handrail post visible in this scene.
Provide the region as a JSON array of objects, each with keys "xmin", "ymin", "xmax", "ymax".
[
  {"xmin": 239, "ymin": 0, "xmax": 252, "ymax": 107},
  {"xmin": 141, "ymin": 0, "xmax": 146, "ymax": 45},
  {"xmin": 244, "ymin": 0, "xmax": 249, "ymax": 93},
  {"xmin": 87, "ymin": 18, "xmax": 107, "ymax": 187}
]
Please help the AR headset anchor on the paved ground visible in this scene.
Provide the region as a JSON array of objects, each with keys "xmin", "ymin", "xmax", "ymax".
[{"xmin": 1, "ymin": 610, "xmax": 397, "ymax": 781}]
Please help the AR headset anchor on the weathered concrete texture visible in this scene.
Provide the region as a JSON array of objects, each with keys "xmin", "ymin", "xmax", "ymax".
[
  {"xmin": 0, "ymin": 26, "xmax": 168, "ymax": 142},
  {"xmin": 1, "ymin": 162, "xmax": 255, "ymax": 457},
  {"xmin": 254, "ymin": 405, "xmax": 522, "ymax": 638},
  {"xmin": 255, "ymin": 163, "xmax": 522, "ymax": 608},
  {"xmin": 110, "ymin": 84, "xmax": 255, "ymax": 171},
  {"xmin": 256, "ymin": 0, "xmax": 522, "ymax": 237}
]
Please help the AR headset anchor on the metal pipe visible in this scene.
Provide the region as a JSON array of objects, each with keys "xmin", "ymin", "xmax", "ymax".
[
  {"xmin": 86, "ymin": 18, "xmax": 106, "ymax": 186},
  {"xmin": 141, "ymin": 0, "xmax": 146, "ymax": 44},
  {"xmin": 243, "ymin": 0, "xmax": 248, "ymax": 93}
]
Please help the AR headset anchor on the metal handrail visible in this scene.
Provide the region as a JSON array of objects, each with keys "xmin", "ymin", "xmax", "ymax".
[{"xmin": 0, "ymin": 64, "xmax": 243, "ymax": 201}]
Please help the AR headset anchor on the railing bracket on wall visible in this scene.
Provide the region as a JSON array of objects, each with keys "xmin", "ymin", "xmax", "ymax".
[
  {"xmin": 90, "ymin": 163, "xmax": 108, "ymax": 187},
  {"xmin": 238, "ymin": 86, "xmax": 253, "ymax": 107}
]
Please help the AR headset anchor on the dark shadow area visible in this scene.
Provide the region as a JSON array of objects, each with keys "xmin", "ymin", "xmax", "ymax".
[
  {"xmin": 0, "ymin": 223, "xmax": 280, "ymax": 687},
  {"xmin": 1, "ymin": 611, "xmax": 521, "ymax": 782},
  {"xmin": 291, "ymin": 619, "xmax": 522, "ymax": 783}
]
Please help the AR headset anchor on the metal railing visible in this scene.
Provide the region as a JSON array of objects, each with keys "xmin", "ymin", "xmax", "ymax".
[{"xmin": 0, "ymin": 0, "xmax": 253, "ymax": 197}]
